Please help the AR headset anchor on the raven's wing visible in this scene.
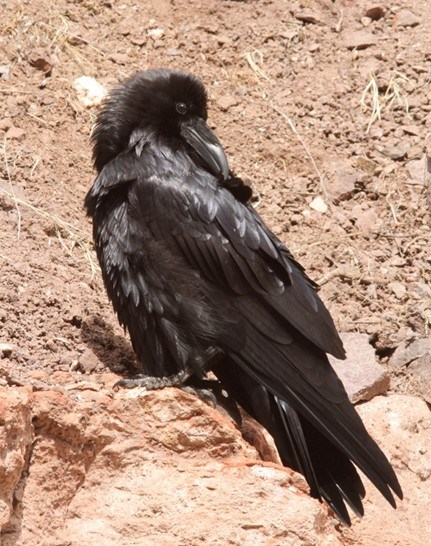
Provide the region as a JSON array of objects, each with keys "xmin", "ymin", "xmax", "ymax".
[
  {"xmin": 128, "ymin": 163, "xmax": 402, "ymax": 519},
  {"xmin": 131, "ymin": 165, "xmax": 345, "ymax": 357}
]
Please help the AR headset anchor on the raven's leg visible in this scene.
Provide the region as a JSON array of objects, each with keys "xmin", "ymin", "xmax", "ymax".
[
  {"xmin": 114, "ymin": 369, "xmax": 217, "ymax": 407},
  {"xmin": 114, "ymin": 369, "xmax": 191, "ymax": 390}
]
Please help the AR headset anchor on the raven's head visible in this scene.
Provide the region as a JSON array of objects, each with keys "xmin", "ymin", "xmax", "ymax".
[{"xmin": 92, "ymin": 68, "xmax": 229, "ymax": 180}]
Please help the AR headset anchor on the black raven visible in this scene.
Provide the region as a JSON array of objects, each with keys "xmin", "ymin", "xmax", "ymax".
[{"xmin": 85, "ymin": 68, "xmax": 402, "ymax": 525}]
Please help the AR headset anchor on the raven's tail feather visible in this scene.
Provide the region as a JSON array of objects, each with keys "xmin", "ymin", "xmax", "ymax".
[{"xmin": 212, "ymin": 354, "xmax": 401, "ymax": 526}]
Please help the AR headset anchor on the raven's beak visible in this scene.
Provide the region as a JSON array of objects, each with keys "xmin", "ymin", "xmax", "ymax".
[{"xmin": 180, "ymin": 117, "xmax": 230, "ymax": 181}]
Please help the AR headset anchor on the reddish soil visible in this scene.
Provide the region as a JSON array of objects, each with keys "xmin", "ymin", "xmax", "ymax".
[
  {"xmin": 0, "ymin": 0, "xmax": 430, "ymax": 536},
  {"xmin": 2, "ymin": 0, "xmax": 430, "ymax": 392}
]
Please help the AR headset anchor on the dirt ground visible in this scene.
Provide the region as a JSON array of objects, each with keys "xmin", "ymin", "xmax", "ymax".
[{"xmin": 0, "ymin": 0, "xmax": 430, "ymax": 536}]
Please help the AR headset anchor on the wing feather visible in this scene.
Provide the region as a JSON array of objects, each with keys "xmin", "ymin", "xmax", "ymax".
[{"xmin": 134, "ymin": 172, "xmax": 344, "ymax": 358}]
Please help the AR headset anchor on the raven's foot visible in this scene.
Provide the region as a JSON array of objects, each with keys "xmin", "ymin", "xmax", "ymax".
[
  {"xmin": 114, "ymin": 369, "xmax": 190, "ymax": 390},
  {"xmin": 114, "ymin": 370, "xmax": 217, "ymax": 407},
  {"xmin": 182, "ymin": 386, "xmax": 217, "ymax": 408}
]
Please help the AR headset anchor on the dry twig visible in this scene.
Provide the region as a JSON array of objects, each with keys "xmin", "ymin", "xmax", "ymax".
[
  {"xmin": 1, "ymin": 138, "xmax": 22, "ymax": 239},
  {"xmin": 270, "ymin": 103, "xmax": 328, "ymax": 199}
]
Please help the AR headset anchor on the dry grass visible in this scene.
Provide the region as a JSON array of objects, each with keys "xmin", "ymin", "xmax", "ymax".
[
  {"xmin": 245, "ymin": 49, "xmax": 272, "ymax": 82},
  {"xmin": 0, "ymin": 137, "xmax": 99, "ymax": 281},
  {"xmin": 0, "ymin": 184, "xmax": 100, "ymax": 278},
  {"xmin": 270, "ymin": 102, "xmax": 329, "ymax": 200},
  {"xmin": 1, "ymin": 6, "xmax": 103, "ymax": 71},
  {"xmin": 45, "ymin": 15, "xmax": 105, "ymax": 66},
  {"xmin": 360, "ymin": 71, "xmax": 411, "ymax": 132},
  {"xmin": 2, "ymin": 139, "xmax": 22, "ymax": 239}
]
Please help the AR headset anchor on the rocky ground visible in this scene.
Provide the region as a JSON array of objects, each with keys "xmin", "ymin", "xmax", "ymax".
[{"xmin": 0, "ymin": 0, "xmax": 430, "ymax": 544}]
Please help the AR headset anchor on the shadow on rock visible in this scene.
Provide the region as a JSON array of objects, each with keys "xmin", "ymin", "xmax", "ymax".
[{"xmin": 79, "ymin": 315, "xmax": 141, "ymax": 376}]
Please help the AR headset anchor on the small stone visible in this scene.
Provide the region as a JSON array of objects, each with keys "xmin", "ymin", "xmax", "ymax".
[
  {"xmin": 130, "ymin": 36, "xmax": 146, "ymax": 47},
  {"xmin": 0, "ymin": 65, "xmax": 10, "ymax": 81},
  {"xmin": 148, "ymin": 27, "xmax": 164, "ymax": 39},
  {"xmin": 343, "ymin": 31, "xmax": 377, "ymax": 50},
  {"xmin": 355, "ymin": 208, "xmax": 381, "ymax": 235},
  {"xmin": 78, "ymin": 348, "xmax": 102, "ymax": 374},
  {"xmin": 217, "ymin": 35, "xmax": 231, "ymax": 46},
  {"xmin": 388, "ymin": 281, "xmax": 406, "ymax": 299},
  {"xmin": 365, "ymin": 6, "xmax": 385, "ymax": 21},
  {"xmin": 407, "ymin": 146, "xmax": 424, "ymax": 160},
  {"xmin": 393, "ymin": 10, "xmax": 420, "ymax": 28},
  {"xmin": 308, "ymin": 196, "xmax": 328, "ymax": 213},
  {"xmin": 116, "ymin": 19, "xmax": 133, "ymax": 36},
  {"xmin": 108, "ymin": 53, "xmax": 130, "ymax": 65},
  {"xmin": 389, "ymin": 339, "xmax": 431, "ymax": 403},
  {"xmin": 74, "ymin": 76, "xmax": 107, "ymax": 107},
  {"xmin": 5, "ymin": 126, "xmax": 25, "ymax": 140},
  {"xmin": 0, "ymin": 343, "xmax": 14, "ymax": 357},
  {"xmin": 406, "ymin": 155, "xmax": 431, "ymax": 185},
  {"xmin": 326, "ymin": 160, "xmax": 358, "ymax": 201},
  {"xmin": 356, "ymin": 157, "xmax": 377, "ymax": 174},
  {"xmin": 217, "ymin": 95, "xmax": 239, "ymax": 112},
  {"xmin": 409, "ymin": 355, "xmax": 431, "ymax": 404},
  {"xmin": 382, "ymin": 142, "xmax": 410, "ymax": 160},
  {"xmin": 0, "ymin": 118, "xmax": 12, "ymax": 131},
  {"xmin": 166, "ymin": 48, "xmax": 182, "ymax": 57},
  {"xmin": 294, "ymin": 10, "xmax": 325, "ymax": 25},
  {"xmin": 400, "ymin": 125, "xmax": 421, "ymax": 136},
  {"xmin": 67, "ymin": 35, "xmax": 87, "ymax": 46},
  {"xmin": 328, "ymin": 333, "xmax": 390, "ymax": 403},
  {"xmin": 409, "ymin": 282, "xmax": 431, "ymax": 300},
  {"xmin": 357, "ymin": 57, "xmax": 381, "ymax": 80},
  {"xmin": 28, "ymin": 52, "xmax": 53, "ymax": 75},
  {"xmin": 289, "ymin": 213, "xmax": 303, "ymax": 225},
  {"xmin": 389, "ymin": 338, "xmax": 431, "ymax": 368},
  {"xmin": 369, "ymin": 125, "xmax": 383, "ymax": 139}
]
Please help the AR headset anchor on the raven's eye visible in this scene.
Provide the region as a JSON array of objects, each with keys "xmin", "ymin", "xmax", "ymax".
[{"xmin": 176, "ymin": 102, "xmax": 188, "ymax": 115}]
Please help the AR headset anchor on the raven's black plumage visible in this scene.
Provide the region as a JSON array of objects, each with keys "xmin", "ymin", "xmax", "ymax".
[{"xmin": 85, "ymin": 68, "xmax": 402, "ymax": 525}]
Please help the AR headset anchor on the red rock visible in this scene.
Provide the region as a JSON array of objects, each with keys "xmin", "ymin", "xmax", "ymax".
[
  {"xmin": 130, "ymin": 36, "xmax": 146, "ymax": 46},
  {"xmin": 393, "ymin": 10, "xmax": 420, "ymax": 28},
  {"xmin": 388, "ymin": 281, "xmax": 406, "ymax": 299},
  {"xmin": 5, "ymin": 126, "xmax": 25, "ymax": 140},
  {"xmin": 400, "ymin": 125, "xmax": 421, "ymax": 136},
  {"xmin": 294, "ymin": 10, "xmax": 325, "ymax": 26},
  {"xmin": 389, "ymin": 338, "xmax": 431, "ymax": 368},
  {"xmin": 328, "ymin": 332, "xmax": 390, "ymax": 403},
  {"xmin": 0, "ymin": 388, "xmax": 32, "ymax": 528},
  {"xmin": 409, "ymin": 354, "xmax": 431, "ymax": 404},
  {"xmin": 382, "ymin": 142, "xmax": 410, "ymax": 160},
  {"xmin": 326, "ymin": 160, "xmax": 358, "ymax": 201},
  {"xmin": 405, "ymin": 154, "xmax": 431, "ymax": 185},
  {"xmin": 0, "ymin": 65, "xmax": 10, "ymax": 81},
  {"xmin": 0, "ymin": 119, "xmax": 12, "ymax": 131},
  {"xmin": 0, "ymin": 385, "xmax": 342, "ymax": 544},
  {"xmin": 344, "ymin": 395, "xmax": 431, "ymax": 544},
  {"xmin": 365, "ymin": 6, "xmax": 385, "ymax": 21},
  {"xmin": 108, "ymin": 53, "xmax": 130, "ymax": 65},
  {"xmin": 78, "ymin": 348, "xmax": 102, "ymax": 373},
  {"xmin": 217, "ymin": 95, "xmax": 239, "ymax": 111},
  {"xmin": 355, "ymin": 208, "xmax": 381, "ymax": 235},
  {"xmin": 343, "ymin": 31, "xmax": 377, "ymax": 50},
  {"xmin": 27, "ymin": 48, "xmax": 53, "ymax": 75}
]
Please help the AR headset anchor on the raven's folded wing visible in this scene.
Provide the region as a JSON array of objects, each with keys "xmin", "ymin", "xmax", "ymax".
[{"xmin": 132, "ymin": 167, "xmax": 345, "ymax": 359}]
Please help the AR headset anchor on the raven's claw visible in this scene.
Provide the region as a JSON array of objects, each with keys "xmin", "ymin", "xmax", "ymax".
[
  {"xmin": 113, "ymin": 371, "xmax": 217, "ymax": 407},
  {"xmin": 114, "ymin": 370, "xmax": 190, "ymax": 390}
]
